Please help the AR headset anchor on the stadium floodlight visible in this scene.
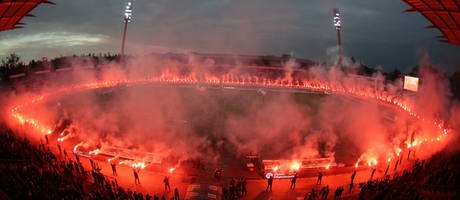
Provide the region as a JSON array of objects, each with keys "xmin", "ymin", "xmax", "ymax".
[
  {"xmin": 121, "ymin": 1, "xmax": 133, "ymax": 65},
  {"xmin": 333, "ymin": 8, "xmax": 341, "ymax": 30},
  {"xmin": 124, "ymin": 2, "xmax": 133, "ymax": 22},
  {"xmin": 333, "ymin": 8, "xmax": 342, "ymax": 67}
]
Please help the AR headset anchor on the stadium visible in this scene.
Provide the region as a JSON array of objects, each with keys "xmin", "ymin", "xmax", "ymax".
[{"xmin": 1, "ymin": 1, "xmax": 460, "ymax": 200}]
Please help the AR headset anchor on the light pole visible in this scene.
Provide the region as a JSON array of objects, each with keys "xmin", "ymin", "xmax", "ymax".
[
  {"xmin": 120, "ymin": 1, "xmax": 133, "ymax": 65},
  {"xmin": 333, "ymin": 8, "xmax": 342, "ymax": 67}
]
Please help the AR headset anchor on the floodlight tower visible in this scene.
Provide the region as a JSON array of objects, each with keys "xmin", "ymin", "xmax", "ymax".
[
  {"xmin": 333, "ymin": 8, "xmax": 342, "ymax": 67},
  {"xmin": 120, "ymin": 1, "xmax": 133, "ymax": 65}
]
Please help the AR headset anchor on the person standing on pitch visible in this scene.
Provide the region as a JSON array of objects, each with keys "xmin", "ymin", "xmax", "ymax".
[
  {"xmin": 164, "ymin": 176, "xmax": 171, "ymax": 192},
  {"xmin": 265, "ymin": 175, "xmax": 273, "ymax": 191},
  {"xmin": 290, "ymin": 173, "xmax": 297, "ymax": 189},
  {"xmin": 111, "ymin": 162, "xmax": 117, "ymax": 176},
  {"xmin": 317, "ymin": 171, "xmax": 323, "ymax": 185},
  {"xmin": 133, "ymin": 168, "xmax": 140, "ymax": 185}
]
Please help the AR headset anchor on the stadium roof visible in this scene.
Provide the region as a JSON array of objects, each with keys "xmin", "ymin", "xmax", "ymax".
[
  {"xmin": 403, "ymin": 0, "xmax": 460, "ymax": 45},
  {"xmin": 0, "ymin": 0, "xmax": 53, "ymax": 31}
]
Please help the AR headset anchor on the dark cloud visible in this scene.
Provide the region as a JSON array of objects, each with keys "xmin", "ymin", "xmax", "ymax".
[{"xmin": 0, "ymin": 0, "xmax": 459, "ymax": 72}]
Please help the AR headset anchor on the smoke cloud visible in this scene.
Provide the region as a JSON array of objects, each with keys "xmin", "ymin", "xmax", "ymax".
[{"xmin": 1, "ymin": 53, "xmax": 456, "ymax": 167}]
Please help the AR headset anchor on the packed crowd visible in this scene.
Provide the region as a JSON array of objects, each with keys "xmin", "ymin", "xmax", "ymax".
[
  {"xmin": 222, "ymin": 177, "xmax": 248, "ymax": 200},
  {"xmin": 0, "ymin": 123, "xmax": 174, "ymax": 200},
  {"xmin": 357, "ymin": 155, "xmax": 460, "ymax": 200}
]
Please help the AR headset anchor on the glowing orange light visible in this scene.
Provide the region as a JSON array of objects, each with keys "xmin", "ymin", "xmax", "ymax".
[
  {"xmin": 73, "ymin": 143, "xmax": 83, "ymax": 153},
  {"xmin": 89, "ymin": 149, "xmax": 100, "ymax": 155},
  {"xmin": 290, "ymin": 161, "xmax": 301, "ymax": 171},
  {"xmin": 396, "ymin": 148, "xmax": 402, "ymax": 157},
  {"xmin": 131, "ymin": 162, "xmax": 146, "ymax": 169}
]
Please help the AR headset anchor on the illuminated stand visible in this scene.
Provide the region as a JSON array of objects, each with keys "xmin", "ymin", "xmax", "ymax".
[
  {"xmin": 120, "ymin": 1, "xmax": 133, "ymax": 65},
  {"xmin": 333, "ymin": 8, "xmax": 342, "ymax": 67}
]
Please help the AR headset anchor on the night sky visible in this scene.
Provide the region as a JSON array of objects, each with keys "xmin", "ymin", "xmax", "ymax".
[{"xmin": 1, "ymin": 0, "xmax": 459, "ymax": 73}]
